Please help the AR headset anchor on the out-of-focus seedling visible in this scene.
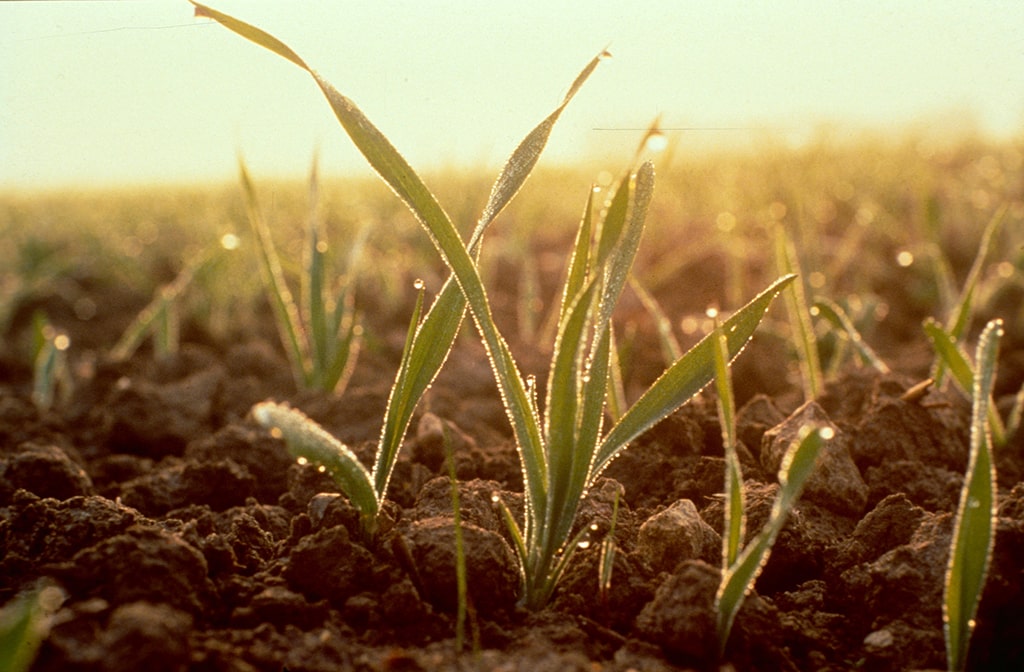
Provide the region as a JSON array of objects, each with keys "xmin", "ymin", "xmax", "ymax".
[
  {"xmin": 30, "ymin": 312, "xmax": 70, "ymax": 410},
  {"xmin": 0, "ymin": 585, "xmax": 65, "ymax": 672},
  {"xmin": 239, "ymin": 158, "xmax": 365, "ymax": 395}
]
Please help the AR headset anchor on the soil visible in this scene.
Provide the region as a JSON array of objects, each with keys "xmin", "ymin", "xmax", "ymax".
[{"xmin": 2, "ymin": 253, "xmax": 1023, "ymax": 672}]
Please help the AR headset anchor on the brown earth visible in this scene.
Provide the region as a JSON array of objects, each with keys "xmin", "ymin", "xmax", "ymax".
[{"xmin": 2, "ymin": 257, "xmax": 1023, "ymax": 672}]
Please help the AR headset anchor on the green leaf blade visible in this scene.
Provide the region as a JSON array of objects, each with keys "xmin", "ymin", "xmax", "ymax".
[
  {"xmin": 716, "ymin": 425, "xmax": 827, "ymax": 655},
  {"xmin": 944, "ymin": 319, "xmax": 1002, "ymax": 672},
  {"xmin": 252, "ymin": 402, "xmax": 378, "ymax": 532},
  {"xmin": 595, "ymin": 274, "xmax": 795, "ymax": 477}
]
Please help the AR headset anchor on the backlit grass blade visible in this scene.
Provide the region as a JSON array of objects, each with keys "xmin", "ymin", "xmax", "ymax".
[
  {"xmin": 557, "ymin": 187, "xmax": 597, "ymax": 329},
  {"xmin": 111, "ymin": 246, "xmax": 214, "ymax": 361},
  {"xmin": 594, "ymin": 274, "xmax": 796, "ymax": 477},
  {"xmin": 238, "ymin": 159, "xmax": 309, "ymax": 388},
  {"xmin": 716, "ymin": 424, "xmax": 829, "ymax": 656},
  {"xmin": 774, "ymin": 225, "xmax": 823, "ymax": 400},
  {"xmin": 605, "ymin": 328, "xmax": 628, "ymax": 423},
  {"xmin": 598, "ymin": 163, "xmax": 655, "ymax": 328},
  {"xmin": 812, "ymin": 297, "xmax": 890, "ymax": 374},
  {"xmin": 629, "ymin": 274, "xmax": 683, "ymax": 365},
  {"xmin": 478, "ymin": 48, "xmax": 609, "ymax": 230},
  {"xmin": 373, "ymin": 281, "xmax": 428, "ymax": 497},
  {"xmin": 713, "ymin": 325, "xmax": 744, "ymax": 568},
  {"xmin": 252, "ymin": 401, "xmax": 378, "ymax": 535},
  {"xmin": 944, "ymin": 318, "xmax": 1002, "ymax": 672},
  {"xmin": 935, "ymin": 205, "xmax": 1007, "ymax": 386},
  {"xmin": 923, "ymin": 318, "xmax": 1006, "ymax": 446},
  {"xmin": 304, "ymin": 158, "xmax": 328, "ymax": 381}
]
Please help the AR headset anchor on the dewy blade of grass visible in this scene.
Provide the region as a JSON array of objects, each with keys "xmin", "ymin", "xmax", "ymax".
[
  {"xmin": 716, "ymin": 424, "xmax": 829, "ymax": 657},
  {"xmin": 923, "ymin": 318, "xmax": 1007, "ymax": 447},
  {"xmin": 599, "ymin": 165, "xmax": 654, "ymax": 328},
  {"xmin": 252, "ymin": 401, "xmax": 379, "ymax": 532},
  {"xmin": 812, "ymin": 297, "xmax": 890, "ymax": 374},
  {"xmin": 713, "ymin": 324, "xmax": 744, "ymax": 568},
  {"xmin": 557, "ymin": 187, "xmax": 596, "ymax": 329},
  {"xmin": 373, "ymin": 280, "xmax": 428, "ymax": 498},
  {"xmin": 595, "ymin": 274, "xmax": 796, "ymax": 477},
  {"xmin": 605, "ymin": 328, "xmax": 628, "ymax": 423},
  {"xmin": 934, "ymin": 205, "xmax": 1007, "ymax": 387},
  {"xmin": 773, "ymin": 225, "xmax": 823, "ymax": 400},
  {"xmin": 944, "ymin": 318, "xmax": 1002, "ymax": 672}
]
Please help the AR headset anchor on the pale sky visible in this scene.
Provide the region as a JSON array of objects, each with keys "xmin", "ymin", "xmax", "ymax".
[{"xmin": 2, "ymin": 1, "xmax": 1022, "ymax": 190}]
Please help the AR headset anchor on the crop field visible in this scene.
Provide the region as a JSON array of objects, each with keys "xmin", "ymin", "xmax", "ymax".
[{"xmin": 1, "ymin": 8, "xmax": 1023, "ymax": 672}]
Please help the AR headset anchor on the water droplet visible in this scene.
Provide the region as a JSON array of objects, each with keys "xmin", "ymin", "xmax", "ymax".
[
  {"xmin": 317, "ymin": 465, "xmax": 327, "ymax": 473},
  {"xmin": 644, "ymin": 131, "xmax": 668, "ymax": 153},
  {"xmin": 296, "ymin": 456, "xmax": 308, "ymax": 466},
  {"xmin": 577, "ymin": 540, "xmax": 591, "ymax": 550},
  {"xmin": 490, "ymin": 492, "xmax": 501, "ymax": 504},
  {"xmin": 705, "ymin": 307, "xmax": 719, "ymax": 319},
  {"xmin": 589, "ymin": 523, "xmax": 599, "ymax": 532},
  {"xmin": 270, "ymin": 427, "xmax": 283, "ymax": 439},
  {"xmin": 220, "ymin": 232, "xmax": 240, "ymax": 250},
  {"xmin": 819, "ymin": 426, "xmax": 836, "ymax": 440},
  {"xmin": 413, "ymin": 278, "xmax": 425, "ymax": 291},
  {"xmin": 316, "ymin": 240, "xmax": 328, "ymax": 254},
  {"xmin": 54, "ymin": 334, "xmax": 71, "ymax": 351},
  {"xmin": 896, "ymin": 250, "xmax": 914, "ymax": 267}
]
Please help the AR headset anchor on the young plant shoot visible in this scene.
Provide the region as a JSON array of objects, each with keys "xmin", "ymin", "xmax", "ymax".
[
  {"xmin": 711, "ymin": 318, "xmax": 830, "ymax": 656},
  {"xmin": 216, "ymin": 2, "xmax": 608, "ymax": 539},
  {"xmin": 195, "ymin": 1, "xmax": 794, "ymax": 609},
  {"xmin": 239, "ymin": 158, "xmax": 364, "ymax": 395},
  {"xmin": 944, "ymin": 318, "xmax": 1002, "ymax": 672}
]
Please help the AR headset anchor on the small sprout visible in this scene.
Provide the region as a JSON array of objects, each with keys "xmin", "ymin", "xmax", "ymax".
[{"xmin": 944, "ymin": 319, "xmax": 1001, "ymax": 672}]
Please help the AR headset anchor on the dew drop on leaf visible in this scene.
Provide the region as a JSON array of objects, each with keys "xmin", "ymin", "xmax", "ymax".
[
  {"xmin": 220, "ymin": 233, "xmax": 240, "ymax": 250},
  {"xmin": 317, "ymin": 465, "xmax": 327, "ymax": 473},
  {"xmin": 296, "ymin": 456, "xmax": 308, "ymax": 466},
  {"xmin": 577, "ymin": 540, "xmax": 591, "ymax": 550},
  {"xmin": 413, "ymin": 278, "xmax": 425, "ymax": 290},
  {"xmin": 645, "ymin": 131, "xmax": 668, "ymax": 153}
]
